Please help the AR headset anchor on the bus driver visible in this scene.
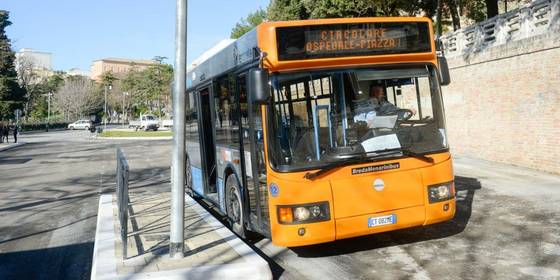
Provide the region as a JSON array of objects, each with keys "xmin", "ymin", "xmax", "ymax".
[{"xmin": 354, "ymin": 84, "xmax": 416, "ymax": 126}]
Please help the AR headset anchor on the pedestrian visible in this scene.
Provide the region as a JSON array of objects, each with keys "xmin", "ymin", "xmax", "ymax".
[
  {"xmin": 3, "ymin": 123, "xmax": 9, "ymax": 143},
  {"xmin": 12, "ymin": 124, "xmax": 18, "ymax": 143},
  {"xmin": 0, "ymin": 123, "xmax": 4, "ymax": 143}
]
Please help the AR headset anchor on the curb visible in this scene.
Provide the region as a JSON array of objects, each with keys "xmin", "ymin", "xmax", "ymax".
[
  {"xmin": 95, "ymin": 136, "xmax": 173, "ymax": 140},
  {"xmin": 0, "ymin": 142, "xmax": 26, "ymax": 152},
  {"xmin": 91, "ymin": 195, "xmax": 118, "ymax": 280},
  {"xmin": 91, "ymin": 194, "xmax": 272, "ymax": 280},
  {"xmin": 20, "ymin": 128, "xmax": 67, "ymax": 134}
]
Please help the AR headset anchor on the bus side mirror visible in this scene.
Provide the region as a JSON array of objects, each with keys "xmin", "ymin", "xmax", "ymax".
[
  {"xmin": 438, "ymin": 56, "xmax": 451, "ymax": 86},
  {"xmin": 248, "ymin": 68, "xmax": 270, "ymax": 104}
]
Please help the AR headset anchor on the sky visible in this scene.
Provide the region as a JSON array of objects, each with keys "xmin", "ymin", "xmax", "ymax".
[{"xmin": 1, "ymin": 0, "xmax": 270, "ymax": 72}]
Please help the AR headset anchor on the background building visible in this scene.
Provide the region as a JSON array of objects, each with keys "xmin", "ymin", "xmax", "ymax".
[
  {"xmin": 90, "ymin": 58, "xmax": 156, "ymax": 81},
  {"xmin": 66, "ymin": 68, "xmax": 91, "ymax": 77},
  {"xmin": 15, "ymin": 48, "xmax": 52, "ymax": 71}
]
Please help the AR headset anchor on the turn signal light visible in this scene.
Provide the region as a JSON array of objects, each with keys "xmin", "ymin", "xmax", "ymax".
[{"xmin": 278, "ymin": 207, "xmax": 293, "ymax": 224}]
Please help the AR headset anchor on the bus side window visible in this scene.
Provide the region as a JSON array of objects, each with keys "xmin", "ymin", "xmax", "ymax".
[{"xmin": 214, "ymin": 76, "xmax": 236, "ymax": 145}]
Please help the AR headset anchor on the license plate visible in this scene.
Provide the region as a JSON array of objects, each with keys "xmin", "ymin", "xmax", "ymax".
[{"xmin": 368, "ymin": 214, "xmax": 397, "ymax": 228}]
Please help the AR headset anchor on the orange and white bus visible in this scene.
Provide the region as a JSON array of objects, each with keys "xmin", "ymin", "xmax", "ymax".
[{"xmin": 185, "ymin": 17, "xmax": 455, "ymax": 246}]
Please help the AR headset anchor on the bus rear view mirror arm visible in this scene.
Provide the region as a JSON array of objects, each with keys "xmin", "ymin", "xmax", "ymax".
[
  {"xmin": 249, "ymin": 68, "xmax": 271, "ymax": 104},
  {"xmin": 438, "ymin": 56, "xmax": 451, "ymax": 86}
]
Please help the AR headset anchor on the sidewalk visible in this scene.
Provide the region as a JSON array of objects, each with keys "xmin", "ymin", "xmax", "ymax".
[
  {"xmin": 91, "ymin": 193, "xmax": 272, "ymax": 280},
  {"xmin": 0, "ymin": 141, "xmax": 26, "ymax": 152}
]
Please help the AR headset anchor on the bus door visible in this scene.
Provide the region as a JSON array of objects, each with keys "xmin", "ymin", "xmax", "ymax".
[
  {"xmin": 196, "ymin": 86, "xmax": 217, "ymax": 195},
  {"xmin": 239, "ymin": 73, "xmax": 269, "ymax": 234}
]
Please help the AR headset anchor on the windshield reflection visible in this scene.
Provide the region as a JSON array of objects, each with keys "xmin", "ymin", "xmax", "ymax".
[{"xmin": 268, "ymin": 65, "xmax": 448, "ymax": 172}]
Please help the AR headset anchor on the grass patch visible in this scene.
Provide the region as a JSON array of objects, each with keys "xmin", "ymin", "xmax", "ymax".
[{"xmin": 99, "ymin": 130, "xmax": 172, "ymax": 138}]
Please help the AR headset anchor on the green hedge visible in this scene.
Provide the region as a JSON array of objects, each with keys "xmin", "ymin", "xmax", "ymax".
[{"xmin": 20, "ymin": 122, "xmax": 70, "ymax": 131}]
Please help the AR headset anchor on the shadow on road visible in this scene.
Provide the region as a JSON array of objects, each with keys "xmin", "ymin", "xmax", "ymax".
[
  {"xmin": 290, "ymin": 175, "xmax": 481, "ymax": 258},
  {"xmin": 0, "ymin": 242, "xmax": 93, "ymax": 280},
  {"xmin": 0, "ymin": 158, "xmax": 32, "ymax": 165}
]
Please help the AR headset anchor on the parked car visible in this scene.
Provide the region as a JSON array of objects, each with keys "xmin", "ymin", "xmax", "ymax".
[
  {"xmin": 161, "ymin": 117, "xmax": 173, "ymax": 129},
  {"xmin": 128, "ymin": 114, "xmax": 160, "ymax": 131},
  {"xmin": 68, "ymin": 120, "xmax": 93, "ymax": 130}
]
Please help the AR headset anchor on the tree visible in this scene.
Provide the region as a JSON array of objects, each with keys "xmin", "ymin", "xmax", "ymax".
[
  {"xmin": 15, "ymin": 55, "xmax": 44, "ymax": 120},
  {"xmin": 265, "ymin": 0, "xmax": 499, "ymax": 33},
  {"xmin": 267, "ymin": 0, "xmax": 419, "ymax": 21},
  {"xmin": 231, "ymin": 8, "xmax": 267, "ymax": 39},
  {"xmin": 268, "ymin": 0, "xmax": 309, "ymax": 21},
  {"xmin": 485, "ymin": 0, "xmax": 499, "ymax": 18},
  {"xmin": 121, "ymin": 62, "xmax": 173, "ymax": 118},
  {"xmin": 0, "ymin": 10, "xmax": 25, "ymax": 120},
  {"xmin": 54, "ymin": 76, "xmax": 101, "ymax": 121},
  {"xmin": 99, "ymin": 71, "xmax": 118, "ymax": 88},
  {"xmin": 29, "ymin": 71, "xmax": 65, "ymax": 121}
]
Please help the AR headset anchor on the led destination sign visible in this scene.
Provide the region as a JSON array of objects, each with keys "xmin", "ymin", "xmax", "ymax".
[{"xmin": 276, "ymin": 22, "xmax": 432, "ymax": 61}]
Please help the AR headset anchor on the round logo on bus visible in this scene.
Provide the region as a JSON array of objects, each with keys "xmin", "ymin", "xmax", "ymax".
[
  {"xmin": 269, "ymin": 183, "xmax": 279, "ymax": 197},
  {"xmin": 373, "ymin": 179, "xmax": 385, "ymax": 191}
]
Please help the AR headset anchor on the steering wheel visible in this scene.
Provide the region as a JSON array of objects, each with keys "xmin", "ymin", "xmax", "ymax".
[{"xmin": 398, "ymin": 109, "xmax": 414, "ymax": 120}]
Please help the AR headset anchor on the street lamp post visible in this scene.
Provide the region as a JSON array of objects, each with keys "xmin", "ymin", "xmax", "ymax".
[
  {"xmin": 46, "ymin": 92, "xmax": 52, "ymax": 132},
  {"xmin": 104, "ymin": 85, "xmax": 112, "ymax": 131},
  {"xmin": 170, "ymin": 0, "xmax": 187, "ymax": 259},
  {"xmin": 122, "ymin": 92, "xmax": 128, "ymax": 128}
]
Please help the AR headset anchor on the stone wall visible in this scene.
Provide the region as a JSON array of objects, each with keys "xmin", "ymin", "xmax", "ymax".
[{"xmin": 442, "ymin": 31, "xmax": 560, "ymax": 174}]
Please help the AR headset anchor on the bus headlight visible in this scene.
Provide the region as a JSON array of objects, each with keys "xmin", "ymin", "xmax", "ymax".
[
  {"xmin": 277, "ymin": 202, "xmax": 330, "ymax": 224},
  {"xmin": 294, "ymin": 207, "xmax": 310, "ymax": 221},
  {"xmin": 428, "ymin": 182, "xmax": 455, "ymax": 203}
]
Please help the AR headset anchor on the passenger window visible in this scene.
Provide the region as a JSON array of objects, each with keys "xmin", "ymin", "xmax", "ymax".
[
  {"xmin": 185, "ymin": 91, "xmax": 198, "ymax": 141},
  {"xmin": 214, "ymin": 75, "xmax": 238, "ymax": 146}
]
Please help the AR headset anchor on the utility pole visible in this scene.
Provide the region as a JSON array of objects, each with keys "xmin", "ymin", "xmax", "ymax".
[
  {"xmin": 122, "ymin": 92, "xmax": 128, "ymax": 128},
  {"xmin": 104, "ymin": 85, "xmax": 111, "ymax": 131},
  {"xmin": 46, "ymin": 92, "xmax": 52, "ymax": 132},
  {"xmin": 170, "ymin": 0, "xmax": 187, "ymax": 259}
]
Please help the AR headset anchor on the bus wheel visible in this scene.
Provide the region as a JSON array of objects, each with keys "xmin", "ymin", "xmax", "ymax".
[{"xmin": 225, "ymin": 175, "xmax": 246, "ymax": 238}]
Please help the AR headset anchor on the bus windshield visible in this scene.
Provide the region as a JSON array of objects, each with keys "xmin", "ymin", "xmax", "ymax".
[{"xmin": 268, "ymin": 65, "xmax": 448, "ymax": 172}]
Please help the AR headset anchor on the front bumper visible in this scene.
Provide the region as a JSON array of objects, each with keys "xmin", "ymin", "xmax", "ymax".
[{"xmin": 272, "ymin": 199, "xmax": 455, "ymax": 247}]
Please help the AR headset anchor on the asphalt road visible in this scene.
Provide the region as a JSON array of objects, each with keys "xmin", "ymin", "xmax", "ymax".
[
  {"xmin": 1, "ymin": 130, "xmax": 559, "ymax": 280},
  {"xmin": 252, "ymin": 157, "xmax": 560, "ymax": 280},
  {"xmin": 0, "ymin": 130, "xmax": 171, "ymax": 280}
]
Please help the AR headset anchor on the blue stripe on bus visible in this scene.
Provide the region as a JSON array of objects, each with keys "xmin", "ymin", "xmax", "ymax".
[
  {"xmin": 191, "ymin": 166, "xmax": 204, "ymax": 195},
  {"xmin": 217, "ymin": 178, "xmax": 225, "ymax": 212}
]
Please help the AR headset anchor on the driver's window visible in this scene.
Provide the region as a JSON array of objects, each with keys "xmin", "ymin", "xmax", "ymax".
[{"xmin": 397, "ymin": 76, "xmax": 433, "ymax": 120}]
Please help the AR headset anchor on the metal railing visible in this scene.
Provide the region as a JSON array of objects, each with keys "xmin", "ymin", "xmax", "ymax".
[
  {"xmin": 441, "ymin": 0, "xmax": 560, "ymax": 57},
  {"xmin": 116, "ymin": 148, "xmax": 130, "ymax": 259}
]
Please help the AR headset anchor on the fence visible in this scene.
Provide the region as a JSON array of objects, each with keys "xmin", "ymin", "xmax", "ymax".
[
  {"xmin": 116, "ymin": 148, "xmax": 130, "ymax": 259},
  {"xmin": 441, "ymin": 0, "xmax": 560, "ymax": 57}
]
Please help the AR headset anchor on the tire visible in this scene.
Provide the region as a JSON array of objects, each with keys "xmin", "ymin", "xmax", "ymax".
[
  {"xmin": 85, "ymin": 126, "xmax": 89, "ymax": 130},
  {"xmin": 70, "ymin": 126, "xmax": 74, "ymax": 130},
  {"xmin": 225, "ymin": 174, "xmax": 247, "ymax": 238},
  {"xmin": 153, "ymin": 127, "xmax": 158, "ymax": 131}
]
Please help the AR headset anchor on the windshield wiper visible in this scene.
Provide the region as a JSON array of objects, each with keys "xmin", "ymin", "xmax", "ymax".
[
  {"xmin": 397, "ymin": 148, "xmax": 434, "ymax": 164},
  {"xmin": 303, "ymin": 147, "xmax": 434, "ymax": 181},
  {"xmin": 303, "ymin": 157, "xmax": 369, "ymax": 180}
]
